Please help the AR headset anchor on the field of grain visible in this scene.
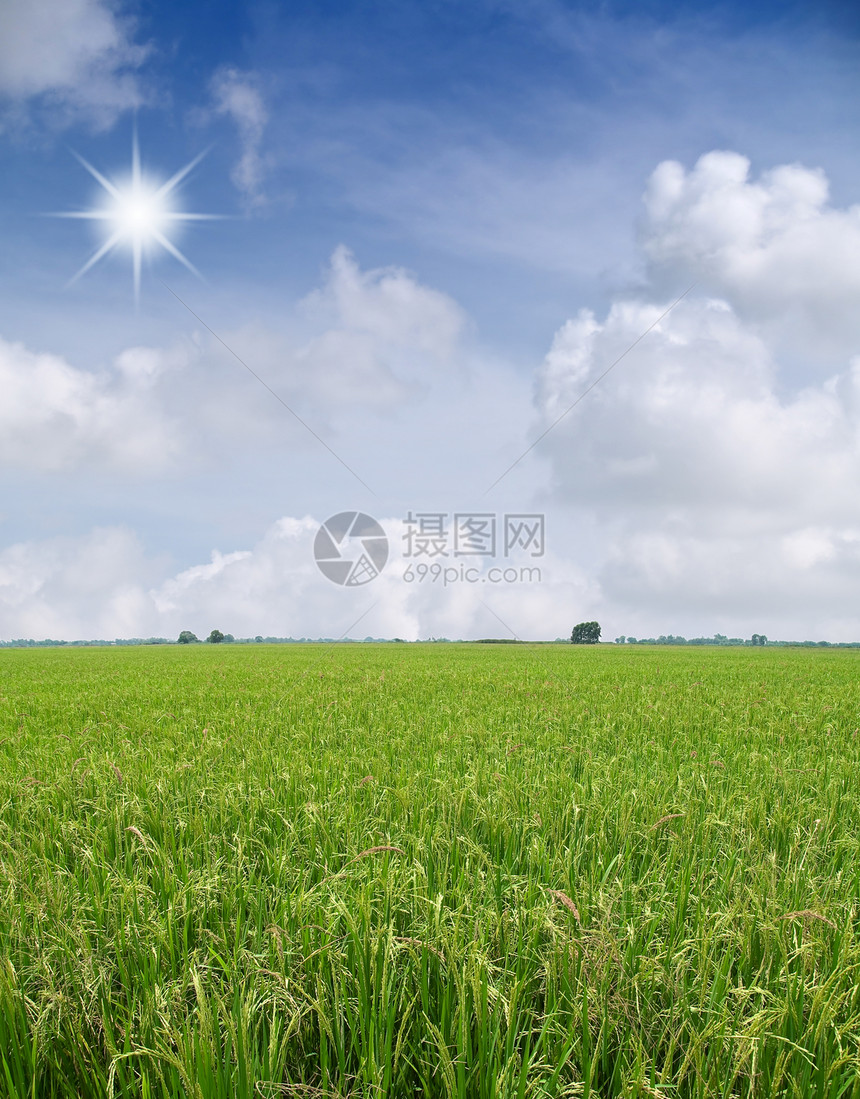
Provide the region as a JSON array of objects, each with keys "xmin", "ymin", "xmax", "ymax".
[{"xmin": 0, "ymin": 643, "xmax": 858, "ymax": 1098}]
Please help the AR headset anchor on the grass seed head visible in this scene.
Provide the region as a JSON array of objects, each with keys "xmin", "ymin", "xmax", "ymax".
[
  {"xmin": 549, "ymin": 889, "xmax": 582, "ymax": 924},
  {"xmin": 777, "ymin": 910, "xmax": 837, "ymax": 929}
]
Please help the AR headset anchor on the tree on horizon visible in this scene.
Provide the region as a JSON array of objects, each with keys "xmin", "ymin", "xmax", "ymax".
[{"xmin": 571, "ymin": 621, "xmax": 601, "ymax": 644}]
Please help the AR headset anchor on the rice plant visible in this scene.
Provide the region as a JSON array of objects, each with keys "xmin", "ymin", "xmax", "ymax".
[{"xmin": 0, "ymin": 643, "xmax": 858, "ymax": 1097}]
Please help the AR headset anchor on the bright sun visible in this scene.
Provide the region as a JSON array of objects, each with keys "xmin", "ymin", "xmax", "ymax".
[
  {"xmin": 53, "ymin": 130, "xmax": 219, "ymax": 302},
  {"xmin": 116, "ymin": 187, "xmax": 166, "ymax": 234}
]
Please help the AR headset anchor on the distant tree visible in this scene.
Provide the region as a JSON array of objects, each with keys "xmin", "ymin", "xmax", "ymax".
[
  {"xmin": 207, "ymin": 629, "xmax": 225, "ymax": 644},
  {"xmin": 751, "ymin": 633, "xmax": 767, "ymax": 646},
  {"xmin": 224, "ymin": 633, "xmax": 235, "ymax": 643},
  {"xmin": 571, "ymin": 621, "xmax": 601, "ymax": 645},
  {"xmin": 177, "ymin": 630, "xmax": 198, "ymax": 644},
  {"xmin": 255, "ymin": 635, "xmax": 263, "ymax": 643},
  {"xmin": 615, "ymin": 636, "xmax": 626, "ymax": 644}
]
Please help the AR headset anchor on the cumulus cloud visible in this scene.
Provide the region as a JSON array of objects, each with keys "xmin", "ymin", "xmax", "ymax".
[
  {"xmin": 0, "ymin": 516, "xmax": 595, "ymax": 642},
  {"xmin": 642, "ymin": 151, "xmax": 860, "ymax": 364},
  {"xmin": 0, "ymin": 335, "xmax": 192, "ymax": 473},
  {"xmin": 147, "ymin": 516, "xmax": 417, "ymax": 639},
  {"xmin": 0, "ymin": 250, "xmax": 476, "ymax": 493},
  {"xmin": 6, "ymin": 502, "xmax": 860, "ymax": 644},
  {"xmin": 210, "ymin": 67, "xmax": 268, "ymax": 206},
  {"xmin": 534, "ymin": 151, "xmax": 860, "ymax": 637},
  {"xmin": 600, "ymin": 524, "xmax": 860, "ymax": 640},
  {"xmin": 292, "ymin": 245, "xmax": 467, "ymax": 402},
  {"xmin": 0, "ymin": 527, "xmax": 160, "ymax": 640},
  {"xmin": 193, "ymin": 246, "xmax": 529, "ymax": 503},
  {"xmin": 302, "ymin": 246, "xmax": 465, "ymax": 353},
  {"xmin": 0, "ymin": 0, "xmax": 147, "ymax": 128},
  {"xmin": 202, "ymin": 246, "xmax": 469, "ymax": 423},
  {"xmin": 538, "ymin": 297, "xmax": 860, "ymax": 518}
]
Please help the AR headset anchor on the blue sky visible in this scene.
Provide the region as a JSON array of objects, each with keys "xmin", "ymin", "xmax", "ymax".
[{"xmin": 1, "ymin": 0, "xmax": 859, "ymax": 641}]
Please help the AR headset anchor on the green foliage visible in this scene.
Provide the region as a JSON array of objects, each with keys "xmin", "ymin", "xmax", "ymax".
[
  {"xmin": 570, "ymin": 620, "xmax": 601, "ymax": 644},
  {"xmin": 0, "ymin": 643, "xmax": 859, "ymax": 1097},
  {"xmin": 177, "ymin": 631, "xmax": 198, "ymax": 644},
  {"xmin": 206, "ymin": 629, "xmax": 225, "ymax": 644}
]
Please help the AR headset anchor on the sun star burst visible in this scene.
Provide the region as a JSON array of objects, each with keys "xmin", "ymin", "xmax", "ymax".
[{"xmin": 52, "ymin": 129, "xmax": 220, "ymax": 302}]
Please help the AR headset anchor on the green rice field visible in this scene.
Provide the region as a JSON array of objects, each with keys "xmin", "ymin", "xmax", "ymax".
[{"xmin": 1, "ymin": 643, "xmax": 859, "ymax": 1097}]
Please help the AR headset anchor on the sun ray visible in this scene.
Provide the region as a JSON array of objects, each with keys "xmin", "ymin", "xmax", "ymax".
[
  {"xmin": 52, "ymin": 131, "xmax": 220, "ymax": 303},
  {"xmin": 162, "ymin": 212, "xmax": 223, "ymax": 220},
  {"xmin": 133, "ymin": 237, "xmax": 142, "ymax": 301},
  {"xmin": 68, "ymin": 230, "xmax": 125, "ymax": 285},
  {"xmin": 154, "ymin": 148, "xmax": 212, "ymax": 201},
  {"xmin": 132, "ymin": 125, "xmax": 141, "ymax": 188},
  {"xmin": 70, "ymin": 151, "xmax": 122, "ymax": 200},
  {"xmin": 152, "ymin": 230, "xmax": 202, "ymax": 278},
  {"xmin": 50, "ymin": 211, "xmax": 116, "ymax": 220}
]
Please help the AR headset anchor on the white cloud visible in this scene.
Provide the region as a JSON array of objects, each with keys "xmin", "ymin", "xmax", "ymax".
[
  {"xmin": 301, "ymin": 245, "xmax": 466, "ymax": 354},
  {"xmin": 642, "ymin": 151, "xmax": 860, "ymax": 364},
  {"xmin": 210, "ymin": 67, "xmax": 268, "ymax": 206},
  {"xmin": 538, "ymin": 296, "xmax": 860, "ymax": 518},
  {"xmin": 0, "ymin": 335, "xmax": 191, "ymax": 473},
  {"xmin": 0, "ymin": 527, "xmax": 159, "ymax": 640},
  {"xmin": 194, "ymin": 246, "xmax": 472, "ymax": 447},
  {"xmin": 147, "ymin": 516, "xmax": 408, "ymax": 639},
  {"xmin": 0, "ymin": 516, "xmax": 596, "ymax": 643},
  {"xmin": 0, "ymin": 0, "xmax": 147, "ymax": 128},
  {"xmin": 8, "ymin": 501, "xmax": 860, "ymax": 644},
  {"xmin": 533, "ymin": 152, "xmax": 860, "ymax": 637},
  {"xmin": 289, "ymin": 245, "xmax": 467, "ymax": 404},
  {"xmin": 600, "ymin": 524, "xmax": 860, "ymax": 639},
  {"xmin": 0, "ymin": 250, "xmax": 482, "ymax": 507},
  {"xmin": 194, "ymin": 247, "xmax": 531, "ymax": 504}
]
